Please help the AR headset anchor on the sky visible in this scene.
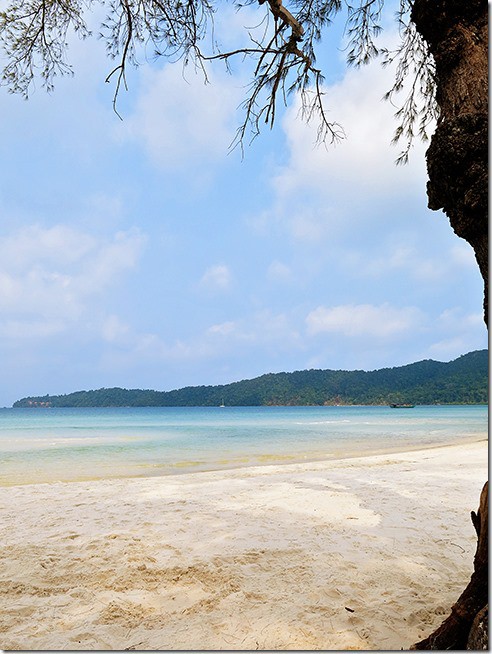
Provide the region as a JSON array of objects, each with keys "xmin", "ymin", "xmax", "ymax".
[{"xmin": 0, "ymin": 3, "xmax": 487, "ymax": 406}]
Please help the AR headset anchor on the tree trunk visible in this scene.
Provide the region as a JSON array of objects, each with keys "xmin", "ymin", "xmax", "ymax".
[
  {"xmin": 409, "ymin": 1, "xmax": 488, "ymax": 649},
  {"xmin": 411, "ymin": 0, "xmax": 488, "ymax": 323}
]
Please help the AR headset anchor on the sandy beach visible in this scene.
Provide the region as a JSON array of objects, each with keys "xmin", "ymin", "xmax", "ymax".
[{"xmin": 0, "ymin": 439, "xmax": 487, "ymax": 650}]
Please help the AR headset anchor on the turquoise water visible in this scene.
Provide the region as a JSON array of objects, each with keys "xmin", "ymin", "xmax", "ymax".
[{"xmin": 0, "ymin": 405, "xmax": 487, "ymax": 485}]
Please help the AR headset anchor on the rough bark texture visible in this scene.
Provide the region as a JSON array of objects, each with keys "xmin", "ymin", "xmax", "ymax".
[
  {"xmin": 409, "ymin": 1, "xmax": 488, "ymax": 649},
  {"xmin": 411, "ymin": 0, "xmax": 488, "ymax": 323},
  {"xmin": 467, "ymin": 605, "xmax": 488, "ymax": 650}
]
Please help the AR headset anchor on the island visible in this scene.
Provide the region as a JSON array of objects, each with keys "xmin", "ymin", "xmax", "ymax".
[{"xmin": 13, "ymin": 350, "xmax": 487, "ymax": 408}]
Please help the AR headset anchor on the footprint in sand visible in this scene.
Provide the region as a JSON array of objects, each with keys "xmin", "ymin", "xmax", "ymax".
[{"xmin": 407, "ymin": 608, "xmax": 433, "ymax": 627}]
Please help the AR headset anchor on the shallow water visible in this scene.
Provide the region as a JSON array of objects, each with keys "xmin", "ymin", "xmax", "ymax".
[{"xmin": 0, "ymin": 404, "xmax": 487, "ymax": 485}]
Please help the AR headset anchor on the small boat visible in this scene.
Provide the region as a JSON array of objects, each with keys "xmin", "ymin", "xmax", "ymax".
[
  {"xmin": 219, "ymin": 399, "xmax": 225, "ymax": 407},
  {"xmin": 389, "ymin": 403, "xmax": 415, "ymax": 409}
]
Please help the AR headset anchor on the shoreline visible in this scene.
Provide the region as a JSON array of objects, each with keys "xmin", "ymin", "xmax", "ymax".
[
  {"xmin": 1, "ymin": 432, "xmax": 487, "ymax": 488},
  {"xmin": 0, "ymin": 439, "xmax": 487, "ymax": 650}
]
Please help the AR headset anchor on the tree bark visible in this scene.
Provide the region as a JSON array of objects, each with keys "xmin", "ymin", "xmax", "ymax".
[
  {"xmin": 411, "ymin": 0, "xmax": 488, "ymax": 323},
  {"xmin": 409, "ymin": 1, "xmax": 488, "ymax": 649}
]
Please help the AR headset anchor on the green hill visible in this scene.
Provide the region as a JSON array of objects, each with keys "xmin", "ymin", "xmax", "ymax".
[{"xmin": 13, "ymin": 350, "xmax": 488, "ymax": 408}]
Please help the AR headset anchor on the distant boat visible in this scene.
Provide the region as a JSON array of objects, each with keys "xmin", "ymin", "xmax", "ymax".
[
  {"xmin": 219, "ymin": 399, "xmax": 225, "ymax": 407},
  {"xmin": 389, "ymin": 403, "xmax": 415, "ymax": 409}
]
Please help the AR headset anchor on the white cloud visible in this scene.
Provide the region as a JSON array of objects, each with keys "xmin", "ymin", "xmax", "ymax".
[
  {"xmin": 450, "ymin": 242, "xmax": 478, "ymax": 268},
  {"xmin": 0, "ymin": 319, "xmax": 66, "ymax": 339},
  {"xmin": 357, "ymin": 244, "xmax": 448, "ymax": 283},
  {"xmin": 212, "ymin": 3, "xmax": 267, "ymax": 51},
  {"xmin": 0, "ymin": 267, "xmax": 81, "ymax": 320},
  {"xmin": 82, "ymin": 193, "xmax": 126, "ymax": 229},
  {"xmin": 203, "ymin": 311, "xmax": 302, "ymax": 353},
  {"xmin": 99, "ymin": 308, "xmax": 303, "ymax": 372},
  {"xmin": 75, "ymin": 229, "xmax": 146, "ymax": 294},
  {"xmin": 119, "ymin": 65, "xmax": 243, "ymax": 170},
  {"xmin": 336, "ymin": 235, "xmax": 486, "ymax": 295},
  {"xmin": 427, "ymin": 337, "xmax": 473, "ymax": 360},
  {"xmin": 288, "ymin": 207, "xmax": 337, "ymax": 243},
  {"xmin": 437, "ymin": 308, "xmax": 484, "ymax": 331},
  {"xmin": 425, "ymin": 308, "xmax": 485, "ymax": 361},
  {"xmin": 207, "ymin": 321, "xmax": 237, "ymax": 336},
  {"xmin": 101, "ymin": 315, "xmax": 132, "ymax": 344},
  {"xmin": 0, "ymin": 224, "xmax": 95, "ymax": 269},
  {"xmin": 201, "ymin": 310, "xmax": 302, "ymax": 355},
  {"xmin": 306, "ymin": 303, "xmax": 423, "ymax": 338},
  {"xmin": 277, "ymin": 42, "xmax": 430, "ymax": 201},
  {"xmin": 199, "ymin": 264, "xmax": 233, "ymax": 291},
  {"xmin": 254, "ymin": 36, "xmax": 434, "ymax": 250},
  {"xmin": 0, "ymin": 225, "xmax": 146, "ymax": 334},
  {"xmin": 267, "ymin": 260, "xmax": 293, "ymax": 283}
]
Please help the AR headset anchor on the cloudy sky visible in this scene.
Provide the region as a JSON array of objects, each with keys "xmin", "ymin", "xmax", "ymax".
[{"xmin": 0, "ymin": 3, "xmax": 487, "ymax": 406}]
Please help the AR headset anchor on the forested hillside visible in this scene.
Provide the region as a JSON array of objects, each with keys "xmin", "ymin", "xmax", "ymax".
[{"xmin": 13, "ymin": 350, "xmax": 487, "ymax": 408}]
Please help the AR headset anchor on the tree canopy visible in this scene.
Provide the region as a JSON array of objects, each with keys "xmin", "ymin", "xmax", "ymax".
[{"xmin": 0, "ymin": 0, "xmax": 436, "ymax": 160}]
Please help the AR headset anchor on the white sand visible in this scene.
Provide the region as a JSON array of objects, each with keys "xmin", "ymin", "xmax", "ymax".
[{"xmin": 0, "ymin": 440, "xmax": 487, "ymax": 651}]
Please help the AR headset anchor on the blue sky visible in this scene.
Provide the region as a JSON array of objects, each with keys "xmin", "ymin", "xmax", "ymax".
[{"xmin": 0, "ymin": 4, "xmax": 487, "ymax": 406}]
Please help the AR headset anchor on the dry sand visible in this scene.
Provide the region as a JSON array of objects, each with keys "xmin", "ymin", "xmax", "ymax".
[{"xmin": 0, "ymin": 440, "xmax": 487, "ymax": 651}]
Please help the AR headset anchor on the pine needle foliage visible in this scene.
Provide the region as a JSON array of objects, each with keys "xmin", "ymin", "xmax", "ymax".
[{"xmin": 0, "ymin": 0, "xmax": 438, "ymax": 157}]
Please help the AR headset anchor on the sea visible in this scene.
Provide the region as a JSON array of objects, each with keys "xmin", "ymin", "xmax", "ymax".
[{"xmin": 0, "ymin": 404, "xmax": 487, "ymax": 486}]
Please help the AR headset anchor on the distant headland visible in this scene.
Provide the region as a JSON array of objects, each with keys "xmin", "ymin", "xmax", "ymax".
[{"xmin": 13, "ymin": 350, "xmax": 487, "ymax": 408}]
